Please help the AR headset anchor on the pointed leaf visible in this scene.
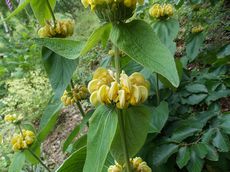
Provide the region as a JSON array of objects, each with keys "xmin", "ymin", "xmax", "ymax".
[
  {"xmin": 83, "ymin": 105, "xmax": 118, "ymax": 172},
  {"xmin": 9, "ymin": 152, "xmax": 25, "ymax": 172},
  {"xmin": 35, "ymin": 38, "xmax": 83, "ymax": 59},
  {"xmin": 111, "ymin": 20, "xmax": 179, "ymax": 87},
  {"xmin": 80, "ymin": 23, "xmax": 112, "ymax": 55},
  {"xmin": 205, "ymin": 144, "xmax": 219, "ymax": 161},
  {"xmin": 176, "ymin": 146, "xmax": 190, "ymax": 169},
  {"xmin": 192, "ymin": 143, "xmax": 208, "ymax": 159},
  {"xmin": 212, "ymin": 129, "xmax": 230, "ymax": 152},
  {"xmin": 186, "ymin": 150, "xmax": 204, "ymax": 172},
  {"xmin": 185, "ymin": 84, "xmax": 208, "ymax": 93}
]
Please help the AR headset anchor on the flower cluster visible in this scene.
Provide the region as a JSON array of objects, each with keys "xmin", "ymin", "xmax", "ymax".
[
  {"xmin": 81, "ymin": 0, "xmax": 143, "ymax": 22},
  {"xmin": 149, "ymin": 4, "xmax": 173, "ymax": 19},
  {"xmin": 88, "ymin": 68, "xmax": 149, "ymax": 109},
  {"xmin": 11, "ymin": 130, "xmax": 35, "ymax": 151},
  {"xmin": 4, "ymin": 114, "xmax": 23, "ymax": 123},
  {"xmin": 191, "ymin": 25, "xmax": 204, "ymax": 33},
  {"xmin": 61, "ymin": 85, "xmax": 89, "ymax": 106},
  {"xmin": 38, "ymin": 19, "xmax": 74, "ymax": 38},
  {"xmin": 108, "ymin": 157, "xmax": 151, "ymax": 172}
]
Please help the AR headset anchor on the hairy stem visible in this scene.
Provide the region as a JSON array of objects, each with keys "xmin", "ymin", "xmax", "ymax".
[
  {"xmin": 18, "ymin": 125, "xmax": 51, "ymax": 172},
  {"xmin": 114, "ymin": 46, "xmax": 131, "ymax": 172}
]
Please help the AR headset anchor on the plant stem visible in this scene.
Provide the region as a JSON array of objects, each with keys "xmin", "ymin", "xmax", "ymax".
[
  {"xmin": 46, "ymin": 0, "xmax": 56, "ymax": 27},
  {"xmin": 114, "ymin": 46, "xmax": 131, "ymax": 172},
  {"xmin": 17, "ymin": 125, "xmax": 51, "ymax": 172},
  {"xmin": 117, "ymin": 110, "xmax": 132, "ymax": 172},
  {"xmin": 155, "ymin": 73, "xmax": 160, "ymax": 105}
]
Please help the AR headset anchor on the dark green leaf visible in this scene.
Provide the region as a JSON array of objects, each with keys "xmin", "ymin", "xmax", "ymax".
[
  {"xmin": 220, "ymin": 114, "xmax": 230, "ymax": 134},
  {"xmin": 212, "ymin": 129, "xmax": 230, "ymax": 152},
  {"xmin": 152, "ymin": 144, "xmax": 179, "ymax": 166},
  {"xmin": 37, "ymin": 99, "xmax": 62, "ymax": 142},
  {"xmin": 192, "ymin": 143, "xmax": 208, "ymax": 158},
  {"xmin": 80, "ymin": 23, "xmax": 112, "ymax": 55},
  {"xmin": 83, "ymin": 105, "xmax": 118, "ymax": 172},
  {"xmin": 152, "ymin": 18, "xmax": 179, "ymax": 54},
  {"xmin": 111, "ymin": 105, "xmax": 152, "ymax": 164},
  {"xmin": 30, "ymin": 0, "xmax": 56, "ymax": 25},
  {"xmin": 205, "ymin": 144, "xmax": 219, "ymax": 161},
  {"xmin": 186, "ymin": 32, "xmax": 205, "ymax": 62},
  {"xmin": 111, "ymin": 20, "xmax": 179, "ymax": 87},
  {"xmin": 72, "ymin": 135, "xmax": 87, "ymax": 153},
  {"xmin": 63, "ymin": 125, "xmax": 80, "ymax": 152},
  {"xmin": 9, "ymin": 152, "xmax": 25, "ymax": 172},
  {"xmin": 171, "ymin": 126, "xmax": 201, "ymax": 142},
  {"xmin": 176, "ymin": 146, "xmax": 190, "ymax": 169},
  {"xmin": 35, "ymin": 38, "xmax": 83, "ymax": 59},
  {"xmin": 42, "ymin": 47, "xmax": 77, "ymax": 98},
  {"xmin": 202, "ymin": 129, "xmax": 215, "ymax": 143},
  {"xmin": 184, "ymin": 94, "xmax": 207, "ymax": 105},
  {"xmin": 151, "ymin": 101, "xmax": 169, "ymax": 133},
  {"xmin": 186, "ymin": 150, "xmax": 204, "ymax": 172},
  {"xmin": 206, "ymin": 89, "xmax": 230, "ymax": 104},
  {"xmin": 56, "ymin": 146, "xmax": 86, "ymax": 172},
  {"xmin": 185, "ymin": 84, "xmax": 208, "ymax": 93}
]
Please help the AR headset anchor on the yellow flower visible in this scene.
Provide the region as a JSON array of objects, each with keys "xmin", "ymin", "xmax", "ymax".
[
  {"xmin": 108, "ymin": 162, "xmax": 123, "ymax": 172},
  {"xmin": 139, "ymin": 86, "xmax": 149, "ymax": 103},
  {"xmin": 116, "ymin": 89, "xmax": 127, "ymax": 109},
  {"xmin": 88, "ymin": 79, "xmax": 104, "ymax": 94},
  {"xmin": 120, "ymin": 72, "xmax": 132, "ymax": 94},
  {"xmin": 192, "ymin": 25, "xmax": 204, "ymax": 33},
  {"xmin": 97, "ymin": 85, "xmax": 110, "ymax": 104},
  {"xmin": 132, "ymin": 157, "xmax": 143, "ymax": 168},
  {"xmin": 149, "ymin": 3, "xmax": 174, "ymax": 18},
  {"xmin": 129, "ymin": 72, "xmax": 150, "ymax": 89},
  {"xmin": 108, "ymin": 82, "xmax": 119, "ymax": 101},
  {"xmin": 164, "ymin": 4, "xmax": 173, "ymax": 16},
  {"xmin": 130, "ymin": 85, "xmax": 141, "ymax": 105},
  {"xmin": 90, "ymin": 91, "xmax": 99, "ymax": 106},
  {"xmin": 4, "ymin": 114, "xmax": 16, "ymax": 123},
  {"xmin": 93, "ymin": 67, "xmax": 114, "ymax": 84},
  {"xmin": 137, "ymin": 162, "xmax": 152, "ymax": 172}
]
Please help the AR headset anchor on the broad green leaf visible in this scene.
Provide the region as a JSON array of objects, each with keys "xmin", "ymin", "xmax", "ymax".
[
  {"xmin": 186, "ymin": 32, "xmax": 205, "ymax": 62},
  {"xmin": 5, "ymin": 0, "xmax": 31, "ymax": 20},
  {"xmin": 72, "ymin": 135, "xmax": 87, "ymax": 153},
  {"xmin": 205, "ymin": 144, "xmax": 219, "ymax": 161},
  {"xmin": 56, "ymin": 146, "xmax": 86, "ymax": 172},
  {"xmin": 80, "ymin": 23, "xmax": 112, "ymax": 55},
  {"xmin": 220, "ymin": 114, "xmax": 230, "ymax": 134},
  {"xmin": 176, "ymin": 146, "xmax": 190, "ymax": 169},
  {"xmin": 35, "ymin": 38, "xmax": 83, "ymax": 59},
  {"xmin": 24, "ymin": 141, "xmax": 41, "ymax": 164},
  {"xmin": 152, "ymin": 144, "xmax": 179, "ymax": 166},
  {"xmin": 206, "ymin": 89, "xmax": 230, "ymax": 104},
  {"xmin": 186, "ymin": 150, "xmax": 204, "ymax": 172},
  {"xmin": 83, "ymin": 105, "xmax": 118, "ymax": 172},
  {"xmin": 151, "ymin": 101, "xmax": 169, "ymax": 133},
  {"xmin": 30, "ymin": 0, "xmax": 56, "ymax": 26},
  {"xmin": 111, "ymin": 105, "xmax": 152, "ymax": 163},
  {"xmin": 9, "ymin": 152, "xmax": 25, "ymax": 172},
  {"xmin": 42, "ymin": 47, "xmax": 77, "ymax": 98},
  {"xmin": 192, "ymin": 143, "xmax": 208, "ymax": 159},
  {"xmin": 37, "ymin": 99, "xmax": 62, "ymax": 142},
  {"xmin": 185, "ymin": 84, "xmax": 208, "ymax": 93},
  {"xmin": 110, "ymin": 20, "xmax": 179, "ymax": 87},
  {"xmin": 152, "ymin": 18, "xmax": 179, "ymax": 54},
  {"xmin": 184, "ymin": 93, "xmax": 207, "ymax": 105},
  {"xmin": 202, "ymin": 129, "xmax": 215, "ymax": 143},
  {"xmin": 212, "ymin": 129, "xmax": 230, "ymax": 152}
]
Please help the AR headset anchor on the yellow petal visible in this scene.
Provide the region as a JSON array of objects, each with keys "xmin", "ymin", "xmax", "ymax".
[
  {"xmin": 139, "ymin": 86, "xmax": 148, "ymax": 103},
  {"xmin": 120, "ymin": 72, "xmax": 132, "ymax": 93},
  {"xmin": 108, "ymin": 82, "xmax": 119, "ymax": 101},
  {"xmin": 129, "ymin": 72, "xmax": 149, "ymax": 88},
  {"xmin": 88, "ymin": 79, "xmax": 100, "ymax": 93},
  {"xmin": 81, "ymin": 0, "xmax": 89, "ymax": 8},
  {"xmin": 132, "ymin": 157, "xmax": 143, "ymax": 168},
  {"xmin": 97, "ymin": 85, "xmax": 110, "ymax": 104},
  {"xmin": 130, "ymin": 85, "xmax": 141, "ymax": 105},
  {"xmin": 116, "ymin": 90, "xmax": 127, "ymax": 109},
  {"xmin": 90, "ymin": 91, "xmax": 99, "ymax": 106}
]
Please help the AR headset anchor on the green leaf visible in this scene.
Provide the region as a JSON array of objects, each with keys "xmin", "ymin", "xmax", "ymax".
[
  {"xmin": 111, "ymin": 105, "xmax": 152, "ymax": 163},
  {"xmin": 111, "ymin": 20, "xmax": 179, "ymax": 87},
  {"xmin": 220, "ymin": 114, "xmax": 230, "ymax": 134},
  {"xmin": 184, "ymin": 93, "xmax": 207, "ymax": 105},
  {"xmin": 176, "ymin": 146, "xmax": 190, "ymax": 169},
  {"xmin": 42, "ymin": 47, "xmax": 77, "ymax": 98},
  {"xmin": 9, "ymin": 152, "xmax": 25, "ymax": 172},
  {"xmin": 185, "ymin": 84, "xmax": 208, "ymax": 93},
  {"xmin": 206, "ymin": 89, "xmax": 230, "ymax": 104},
  {"xmin": 152, "ymin": 18, "xmax": 179, "ymax": 54},
  {"xmin": 24, "ymin": 141, "xmax": 41, "ymax": 164},
  {"xmin": 72, "ymin": 135, "xmax": 87, "ymax": 153},
  {"xmin": 186, "ymin": 32, "xmax": 205, "ymax": 62},
  {"xmin": 186, "ymin": 150, "xmax": 204, "ymax": 172},
  {"xmin": 212, "ymin": 129, "xmax": 230, "ymax": 152},
  {"xmin": 5, "ymin": 0, "xmax": 31, "ymax": 20},
  {"xmin": 192, "ymin": 143, "xmax": 208, "ymax": 159},
  {"xmin": 35, "ymin": 38, "xmax": 83, "ymax": 59},
  {"xmin": 30, "ymin": 0, "xmax": 56, "ymax": 26},
  {"xmin": 205, "ymin": 144, "xmax": 219, "ymax": 161},
  {"xmin": 63, "ymin": 125, "xmax": 80, "ymax": 152},
  {"xmin": 56, "ymin": 146, "xmax": 86, "ymax": 172},
  {"xmin": 83, "ymin": 105, "xmax": 118, "ymax": 172},
  {"xmin": 37, "ymin": 99, "xmax": 62, "ymax": 142},
  {"xmin": 152, "ymin": 144, "xmax": 179, "ymax": 166},
  {"xmin": 151, "ymin": 101, "xmax": 169, "ymax": 133},
  {"xmin": 80, "ymin": 23, "xmax": 112, "ymax": 55}
]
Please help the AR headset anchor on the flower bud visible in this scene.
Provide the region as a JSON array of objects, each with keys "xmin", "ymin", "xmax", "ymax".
[
  {"xmin": 108, "ymin": 162, "xmax": 122, "ymax": 172},
  {"xmin": 137, "ymin": 162, "xmax": 152, "ymax": 172},
  {"xmin": 132, "ymin": 157, "xmax": 143, "ymax": 168}
]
